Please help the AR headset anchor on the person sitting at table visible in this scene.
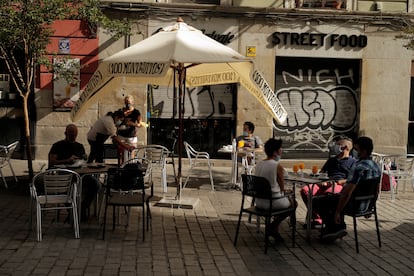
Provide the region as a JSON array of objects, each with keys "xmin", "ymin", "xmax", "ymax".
[
  {"xmin": 87, "ymin": 110, "xmax": 135, "ymax": 164},
  {"xmin": 300, "ymin": 135, "xmax": 356, "ymax": 228},
  {"xmin": 312, "ymin": 136, "xmax": 381, "ymax": 242},
  {"xmin": 49, "ymin": 124, "xmax": 100, "ymax": 221},
  {"xmin": 236, "ymin": 121, "xmax": 263, "ymax": 150},
  {"xmin": 236, "ymin": 121, "xmax": 263, "ymax": 167},
  {"xmin": 255, "ymin": 138, "xmax": 297, "ymax": 242}
]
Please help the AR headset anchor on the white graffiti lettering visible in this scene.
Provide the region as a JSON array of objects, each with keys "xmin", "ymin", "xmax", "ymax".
[{"xmin": 282, "ymin": 69, "xmax": 355, "ymax": 85}]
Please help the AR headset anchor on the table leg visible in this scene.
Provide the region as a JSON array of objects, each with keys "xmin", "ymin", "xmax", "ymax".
[
  {"xmin": 230, "ymin": 150, "xmax": 239, "ymax": 189},
  {"xmin": 306, "ymin": 184, "xmax": 313, "ymax": 242}
]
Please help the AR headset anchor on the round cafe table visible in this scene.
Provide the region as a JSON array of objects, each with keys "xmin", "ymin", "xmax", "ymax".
[{"xmin": 53, "ymin": 163, "xmax": 118, "ymax": 219}]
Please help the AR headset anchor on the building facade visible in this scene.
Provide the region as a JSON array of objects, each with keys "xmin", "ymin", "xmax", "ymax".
[{"xmin": 1, "ymin": 1, "xmax": 413, "ymax": 159}]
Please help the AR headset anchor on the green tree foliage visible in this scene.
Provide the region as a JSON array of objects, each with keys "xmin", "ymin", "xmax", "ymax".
[{"xmin": 0, "ymin": 0, "xmax": 130, "ymax": 177}]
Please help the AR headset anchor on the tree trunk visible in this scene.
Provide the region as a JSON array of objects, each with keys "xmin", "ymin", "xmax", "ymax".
[{"xmin": 23, "ymin": 94, "xmax": 34, "ymax": 179}]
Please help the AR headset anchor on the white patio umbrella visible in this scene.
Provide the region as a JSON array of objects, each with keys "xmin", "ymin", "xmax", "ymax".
[{"xmin": 71, "ymin": 18, "xmax": 287, "ymax": 204}]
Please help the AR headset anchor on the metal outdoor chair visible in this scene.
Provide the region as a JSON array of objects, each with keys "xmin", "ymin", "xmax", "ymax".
[
  {"xmin": 131, "ymin": 145, "xmax": 169, "ymax": 193},
  {"xmin": 0, "ymin": 141, "xmax": 19, "ymax": 188},
  {"xmin": 382, "ymin": 154, "xmax": 414, "ymax": 200},
  {"xmin": 121, "ymin": 158, "xmax": 153, "ymax": 230},
  {"xmin": 183, "ymin": 141, "xmax": 214, "ymax": 191},
  {"xmin": 102, "ymin": 161, "xmax": 150, "ymax": 241},
  {"xmin": 165, "ymin": 137, "xmax": 177, "ymax": 185},
  {"xmin": 29, "ymin": 169, "xmax": 81, "ymax": 241},
  {"xmin": 343, "ymin": 177, "xmax": 381, "ymax": 253},
  {"xmin": 234, "ymin": 174, "xmax": 296, "ymax": 254}
]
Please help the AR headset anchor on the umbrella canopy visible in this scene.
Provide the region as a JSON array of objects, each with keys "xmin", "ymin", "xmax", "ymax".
[
  {"xmin": 71, "ymin": 18, "xmax": 287, "ymax": 199},
  {"xmin": 71, "ymin": 18, "xmax": 287, "ymax": 123}
]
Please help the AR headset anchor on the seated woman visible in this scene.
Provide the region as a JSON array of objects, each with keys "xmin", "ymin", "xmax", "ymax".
[{"xmin": 255, "ymin": 138, "xmax": 297, "ymax": 242}]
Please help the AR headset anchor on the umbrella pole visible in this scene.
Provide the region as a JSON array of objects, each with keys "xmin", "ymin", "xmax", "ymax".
[{"xmin": 176, "ymin": 64, "xmax": 185, "ymax": 201}]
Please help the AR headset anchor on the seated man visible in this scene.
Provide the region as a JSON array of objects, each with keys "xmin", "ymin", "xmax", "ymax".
[
  {"xmin": 236, "ymin": 121, "xmax": 263, "ymax": 170},
  {"xmin": 312, "ymin": 136, "xmax": 381, "ymax": 242},
  {"xmin": 236, "ymin": 121, "xmax": 263, "ymax": 151},
  {"xmin": 300, "ymin": 136, "xmax": 356, "ymax": 227},
  {"xmin": 49, "ymin": 124, "xmax": 99, "ymax": 221}
]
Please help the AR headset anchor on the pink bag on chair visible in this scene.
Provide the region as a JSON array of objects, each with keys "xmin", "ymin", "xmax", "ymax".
[{"xmin": 381, "ymin": 168, "xmax": 397, "ymax": 191}]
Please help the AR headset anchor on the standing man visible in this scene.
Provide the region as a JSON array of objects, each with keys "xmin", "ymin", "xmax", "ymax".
[
  {"xmin": 118, "ymin": 95, "xmax": 145, "ymax": 163},
  {"xmin": 87, "ymin": 110, "xmax": 134, "ymax": 164},
  {"xmin": 49, "ymin": 124, "xmax": 99, "ymax": 221}
]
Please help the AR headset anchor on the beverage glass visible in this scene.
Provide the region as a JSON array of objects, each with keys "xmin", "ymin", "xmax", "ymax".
[
  {"xmin": 293, "ymin": 164, "xmax": 299, "ymax": 174},
  {"xmin": 299, "ymin": 163, "xmax": 305, "ymax": 170},
  {"xmin": 238, "ymin": 140, "xmax": 245, "ymax": 148},
  {"xmin": 312, "ymin": 165, "xmax": 318, "ymax": 175}
]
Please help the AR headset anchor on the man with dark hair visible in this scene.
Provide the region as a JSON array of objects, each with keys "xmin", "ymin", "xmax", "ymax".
[
  {"xmin": 313, "ymin": 136, "xmax": 381, "ymax": 242},
  {"xmin": 87, "ymin": 110, "xmax": 134, "ymax": 163},
  {"xmin": 236, "ymin": 121, "xmax": 263, "ymax": 150}
]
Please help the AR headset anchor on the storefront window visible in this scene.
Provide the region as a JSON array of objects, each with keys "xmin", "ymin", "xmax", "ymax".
[
  {"xmin": 148, "ymin": 118, "xmax": 234, "ymax": 158},
  {"xmin": 298, "ymin": 0, "xmax": 344, "ymax": 9},
  {"xmin": 147, "ymin": 83, "xmax": 237, "ymax": 157}
]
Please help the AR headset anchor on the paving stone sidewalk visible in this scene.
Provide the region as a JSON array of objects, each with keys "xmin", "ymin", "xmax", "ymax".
[{"xmin": 0, "ymin": 159, "xmax": 414, "ymax": 275}]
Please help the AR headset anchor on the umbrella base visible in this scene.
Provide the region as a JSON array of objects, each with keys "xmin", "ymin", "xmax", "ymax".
[{"xmin": 156, "ymin": 196, "xmax": 200, "ymax": 209}]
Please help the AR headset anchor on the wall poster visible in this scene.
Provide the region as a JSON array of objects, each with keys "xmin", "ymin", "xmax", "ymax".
[{"xmin": 53, "ymin": 58, "xmax": 80, "ymax": 111}]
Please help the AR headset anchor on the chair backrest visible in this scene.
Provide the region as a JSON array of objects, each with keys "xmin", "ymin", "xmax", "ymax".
[
  {"xmin": 131, "ymin": 145, "xmax": 168, "ymax": 167},
  {"xmin": 0, "ymin": 141, "xmax": 19, "ymax": 165},
  {"xmin": 395, "ymin": 156, "xmax": 414, "ymax": 174},
  {"xmin": 165, "ymin": 136, "xmax": 177, "ymax": 157},
  {"xmin": 7, "ymin": 141, "xmax": 19, "ymax": 155},
  {"xmin": 348, "ymin": 177, "xmax": 381, "ymax": 214},
  {"xmin": 371, "ymin": 153, "xmax": 384, "ymax": 169},
  {"xmin": 0, "ymin": 147, "xmax": 7, "ymax": 166},
  {"xmin": 122, "ymin": 157, "xmax": 150, "ymax": 178},
  {"xmin": 32, "ymin": 169, "xmax": 80, "ymax": 203},
  {"xmin": 184, "ymin": 141, "xmax": 205, "ymax": 161},
  {"xmin": 241, "ymin": 174, "xmax": 272, "ymax": 200},
  {"xmin": 351, "ymin": 177, "xmax": 381, "ymax": 200},
  {"xmin": 107, "ymin": 166, "xmax": 145, "ymax": 191}
]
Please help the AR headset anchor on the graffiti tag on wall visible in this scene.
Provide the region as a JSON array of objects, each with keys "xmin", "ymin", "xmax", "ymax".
[
  {"xmin": 274, "ymin": 57, "xmax": 361, "ymax": 156},
  {"xmin": 148, "ymin": 84, "xmax": 237, "ymax": 120}
]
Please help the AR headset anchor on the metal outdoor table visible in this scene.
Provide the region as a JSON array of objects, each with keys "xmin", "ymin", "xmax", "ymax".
[
  {"xmin": 54, "ymin": 163, "xmax": 118, "ymax": 219},
  {"xmin": 284, "ymin": 173, "xmax": 325, "ymax": 241},
  {"xmin": 218, "ymin": 147, "xmax": 264, "ymax": 189},
  {"xmin": 218, "ymin": 147, "xmax": 238, "ymax": 188}
]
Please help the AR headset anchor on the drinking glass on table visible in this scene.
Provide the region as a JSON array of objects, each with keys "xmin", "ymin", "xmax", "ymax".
[
  {"xmin": 299, "ymin": 163, "xmax": 305, "ymax": 176},
  {"xmin": 293, "ymin": 164, "xmax": 299, "ymax": 174},
  {"xmin": 312, "ymin": 165, "xmax": 318, "ymax": 175}
]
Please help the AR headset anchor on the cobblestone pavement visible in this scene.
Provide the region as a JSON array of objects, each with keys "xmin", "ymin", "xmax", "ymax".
[{"xmin": 0, "ymin": 159, "xmax": 414, "ymax": 275}]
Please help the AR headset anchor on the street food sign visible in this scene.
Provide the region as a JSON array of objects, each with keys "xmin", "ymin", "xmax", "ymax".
[{"xmin": 271, "ymin": 32, "xmax": 368, "ymax": 48}]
